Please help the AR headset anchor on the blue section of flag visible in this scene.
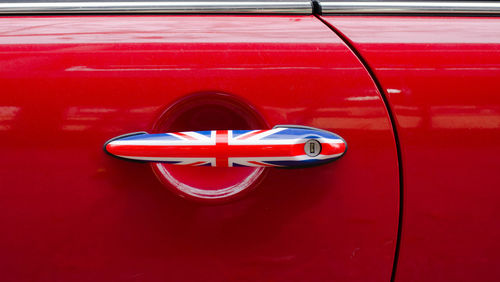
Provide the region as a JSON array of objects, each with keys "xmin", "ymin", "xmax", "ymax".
[
  {"xmin": 263, "ymin": 159, "xmax": 331, "ymax": 167},
  {"xmin": 231, "ymin": 130, "xmax": 253, "ymax": 138},
  {"xmin": 195, "ymin": 131, "xmax": 213, "ymax": 138},
  {"xmin": 261, "ymin": 128, "xmax": 340, "ymax": 140},
  {"xmin": 122, "ymin": 133, "xmax": 182, "ymax": 141}
]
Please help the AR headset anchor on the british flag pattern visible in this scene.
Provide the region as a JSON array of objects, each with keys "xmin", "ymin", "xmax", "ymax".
[{"xmin": 105, "ymin": 126, "xmax": 346, "ymax": 168}]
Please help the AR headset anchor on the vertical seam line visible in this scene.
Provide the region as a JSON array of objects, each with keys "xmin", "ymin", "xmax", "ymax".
[{"xmin": 313, "ymin": 14, "xmax": 404, "ymax": 282}]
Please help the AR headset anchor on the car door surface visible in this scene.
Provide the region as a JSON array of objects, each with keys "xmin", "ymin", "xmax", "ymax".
[
  {"xmin": 322, "ymin": 14, "xmax": 500, "ymax": 282},
  {"xmin": 0, "ymin": 14, "xmax": 399, "ymax": 281}
]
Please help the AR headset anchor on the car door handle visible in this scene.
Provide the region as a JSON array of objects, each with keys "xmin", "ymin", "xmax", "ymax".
[{"xmin": 104, "ymin": 125, "xmax": 346, "ymax": 168}]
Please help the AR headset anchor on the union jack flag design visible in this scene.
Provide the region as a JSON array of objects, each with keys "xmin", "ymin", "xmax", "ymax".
[{"xmin": 105, "ymin": 126, "xmax": 346, "ymax": 168}]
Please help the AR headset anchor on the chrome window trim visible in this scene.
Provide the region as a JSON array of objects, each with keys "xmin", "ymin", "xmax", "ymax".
[
  {"xmin": 0, "ymin": 1, "xmax": 499, "ymax": 15},
  {"xmin": 0, "ymin": 1, "xmax": 312, "ymax": 14},
  {"xmin": 320, "ymin": 1, "xmax": 500, "ymax": 15}
]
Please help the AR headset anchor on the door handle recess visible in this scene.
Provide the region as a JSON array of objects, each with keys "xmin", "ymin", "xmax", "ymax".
[{"xmin": 104, "ymin": 125, "xmax": 346, "ymax": 168}]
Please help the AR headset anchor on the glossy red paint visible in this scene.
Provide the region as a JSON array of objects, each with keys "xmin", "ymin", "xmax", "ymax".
[
  {"xmin": 323, "ymin": 16, "xmax": 500, "ymax": 281},
  {"xmin": 0, "ymin": 16, "xmax": 398, "ymax": 281}
]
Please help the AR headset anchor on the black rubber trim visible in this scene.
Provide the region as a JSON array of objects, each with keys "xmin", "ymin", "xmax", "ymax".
[
  {"xmin": 314, "ymin": 15, "xmax": 404, "ymax": 282},
  {"xmin": 311, "ymin": 0, "xmax": 322, "ymax": 15}
]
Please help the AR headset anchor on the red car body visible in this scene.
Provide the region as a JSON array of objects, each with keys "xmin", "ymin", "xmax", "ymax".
[
  {"xmin": 323, "ymin": 16, "xmax": 500, "ymax": 281},
  {"xmin": 0, "ymin": 2, "xmax": 499, "ymax": 281}
]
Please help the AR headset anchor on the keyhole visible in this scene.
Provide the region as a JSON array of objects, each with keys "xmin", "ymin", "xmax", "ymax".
[{"xmin": 304, "ymin": 139, "xmax": 321, "ymax": 157}]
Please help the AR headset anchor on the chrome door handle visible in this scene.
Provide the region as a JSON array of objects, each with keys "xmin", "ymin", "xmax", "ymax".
[{"xmin": 104, "ymin": 125, "xmax": 346, "ymax": 168}]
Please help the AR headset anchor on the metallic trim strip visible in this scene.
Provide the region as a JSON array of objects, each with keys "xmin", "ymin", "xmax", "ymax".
[
  {"xmin": 0, "ymin": 1, "xmax": 312, "ymax": 14},
  {"xmin": 320, "ymin": 1, "xmax": 500, "ymax": 15}
]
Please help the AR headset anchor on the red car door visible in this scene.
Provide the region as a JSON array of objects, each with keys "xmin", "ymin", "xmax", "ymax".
[
  {"xmin": 320, "ymin": 2, "xmax": 500, "ymax": 281},
  {"xmin": 0, "ymin": 8, "xmax": 399, "ymax": 282}
]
